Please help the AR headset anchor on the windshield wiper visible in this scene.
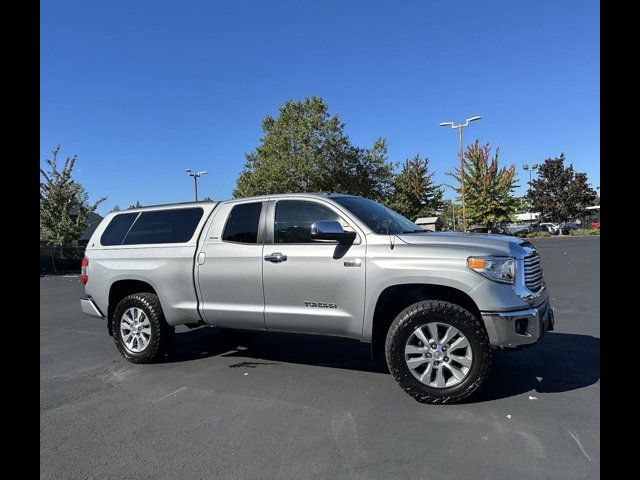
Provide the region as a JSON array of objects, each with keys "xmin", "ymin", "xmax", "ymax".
[{"xmin": 399, "ymin": 229, "xmax": 426, "ymax": 234}]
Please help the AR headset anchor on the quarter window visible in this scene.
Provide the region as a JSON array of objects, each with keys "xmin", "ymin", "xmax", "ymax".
[{"xmin": 222, "ymin": 202, "xmax": 263, "ymax": 244}]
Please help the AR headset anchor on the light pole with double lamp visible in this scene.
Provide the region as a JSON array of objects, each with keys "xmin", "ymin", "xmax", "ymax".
[
  {"xmin": 439, "ymin": 116, "xmax": 482, "ymax": 232},
  {"xmin": 185, "ymin": 169, "xmax": 208, "ymax": 201},
  {"xmin": 522, "ymin": 163, "xmax": 538, "ymax": 221}
]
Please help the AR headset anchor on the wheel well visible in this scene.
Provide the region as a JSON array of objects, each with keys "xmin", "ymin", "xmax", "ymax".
[
  {"xmin": 107, "ymin": 280, "xmax": 157, "ymax": 336},
  {"xmin": 370, "ymin": 284, "xmax": 482, "ymax": 361}
]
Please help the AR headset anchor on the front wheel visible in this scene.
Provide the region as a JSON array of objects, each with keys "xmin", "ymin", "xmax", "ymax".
[
  {"xmin": 112, "ymin": 293, "xmax": 172, "ymax": 363},
  {"xmin": 385, "ymin": 300, "xmax": 491, "ymax": 404}
]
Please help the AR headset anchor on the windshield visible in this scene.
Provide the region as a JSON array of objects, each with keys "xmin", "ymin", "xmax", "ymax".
[{"xmin": 332, "ymin": 196, "xmax": 424, "ymax": 235}]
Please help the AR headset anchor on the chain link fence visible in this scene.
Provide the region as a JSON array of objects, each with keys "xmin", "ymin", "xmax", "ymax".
[{"xmin": 40, "ymin": 245, "xmax": 86, "ymax": 274}]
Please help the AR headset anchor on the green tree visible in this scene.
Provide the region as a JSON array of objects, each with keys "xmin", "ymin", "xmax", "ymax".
[
  {"xmin": 389, "ymin": 154, "xmax": 443, "ymax": 220},
  {"xmin": 438, "ymin": 199, "xmax": 462, "ymax": 231},
  {"xmin": 234, "ymin": 96, "xmax": 395, "ymax": 201},
  {"xmin": 526, "ymin": 154, "xmax": 597, "ymax": 222},
  {"xmin": 40, "ymin": 146, "xmax": 106, "ymax": 246},
  {"xmin": 512, "ymin": 196, "xmax": 532, "ymax": 215},
  {"xmin": 448, "ymin": 140, "xmax": 519, "ymax": 229}
]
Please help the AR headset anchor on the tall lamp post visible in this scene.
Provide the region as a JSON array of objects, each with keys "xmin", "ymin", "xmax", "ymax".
[
  {"xmin": 439, "ymin": 116, "xmax": 482, "ymax": 232},
  {"xmin": 185, "ymin": 169, "xmax": 208, "ymax": 201},
  {"xmin": 522, "ymin": 163, "xmax": 538, "ymax": 221}
]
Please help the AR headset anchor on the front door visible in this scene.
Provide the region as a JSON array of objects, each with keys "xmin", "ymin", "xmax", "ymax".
[{"xmin": 262, "ymin": 199, "xmax": 366, "ymax": 339}]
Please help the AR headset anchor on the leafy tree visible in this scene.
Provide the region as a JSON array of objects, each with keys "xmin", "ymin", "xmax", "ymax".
[
  {"xmin": 111, "ymin": 205, "xmax": 121, "ymax": 212},
  {"xmin": 526, "ymin": 154, "xmax": 597, "ymax": 222},
  {"xmin": 448, "ymin": 140, "xmax": 519, "ymax": 229},
  {"xmin": 40, "ymin": 146, "xmax": 106, "ymax": 246},
  {"xmin": 234, "ymin": 96, "xmax": 395, "ymax": 201},
  {"xmin": 513, "ymin": 196, "xmax": 530, "ymax": 214},
  {"xmin": 128, "ymin": 201, "xmax": 143, "ymax": 209},
  {"xmin": 389, "ymin": 154, "xmax": 444, "ymax": 220},
  {"xmin": 438, "ymin": 199, "xmax": 462, "ymax": 231}
]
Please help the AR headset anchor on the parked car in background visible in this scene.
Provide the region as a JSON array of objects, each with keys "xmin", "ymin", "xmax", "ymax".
[
  {"xmin": 503, "ymin": 223, "xmax": 533, "ymax": 237},
  {"xmin": 561, "ymin": 223, "xmax": 580, "ymax": 235},
  {"xmin": 467, "ymin": 226, "xmax": 509, "ymax": 235},
  {"xmin": 539, "ymin": 223, "xmax": 560, "ymax": 235},
  {"xmin": 531, "ymin": 224, "xmax": 557, "ymax": 235}
]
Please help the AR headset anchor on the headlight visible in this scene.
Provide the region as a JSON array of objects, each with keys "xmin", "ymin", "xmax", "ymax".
[{"xmin": 467, "ymin": 256, "xmax": 516, "ymax": 284}]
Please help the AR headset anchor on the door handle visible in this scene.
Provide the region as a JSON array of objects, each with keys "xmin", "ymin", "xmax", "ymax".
[
  {"xmin": 264, "ymin": 252, "xmax": 287, "ymax": 263},
  {"xmin": 197, "ymin": 252, "xmax": 206, "ymax": 265}
]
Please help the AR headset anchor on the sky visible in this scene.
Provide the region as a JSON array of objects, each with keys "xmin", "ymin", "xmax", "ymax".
[{"xmin": 40, "ymin": 0, "xmax": 600, "ymax": 216}]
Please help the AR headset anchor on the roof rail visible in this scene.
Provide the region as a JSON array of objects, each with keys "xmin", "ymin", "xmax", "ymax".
[{"xmin": 125, "ymin": 199, "xmax": 216, "ymax": 210}]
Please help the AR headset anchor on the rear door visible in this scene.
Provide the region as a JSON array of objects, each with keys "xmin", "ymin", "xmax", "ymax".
[{"xmin": 196, "ymin": 200, "xmax": 267, "ymax": 330}]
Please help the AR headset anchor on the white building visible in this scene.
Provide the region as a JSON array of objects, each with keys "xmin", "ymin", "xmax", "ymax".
[
  {"xmin": 415, "ymin": 217, "xmax": 443, "ymax": 232},
  {"xmin": 513, "ymin": 212, "xmax": 540, "ymax": 222}
]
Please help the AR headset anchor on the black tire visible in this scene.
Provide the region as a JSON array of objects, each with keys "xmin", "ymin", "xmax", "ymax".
[
  {"xmin": 112, "ymin": 293, "xmax": 172, "ymax": 364},
  {"xmin": 385, "ymin": 300, "xmax": 491, "ymax": 404}
]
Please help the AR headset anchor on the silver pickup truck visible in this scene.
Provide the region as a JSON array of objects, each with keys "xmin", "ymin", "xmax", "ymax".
[{"xmin": 80, "ymin": 193, "xmax": 554, "ymax": 403}]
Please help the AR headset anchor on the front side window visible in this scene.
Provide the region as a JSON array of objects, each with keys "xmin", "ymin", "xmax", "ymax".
[
  {"xmin": 274, "ymin": 200, "xmax": 344, "ymax": 244},
  {"xmin": 222, "ymin": 202, "xmax": 263, "ymax": 244},
  {"xmin": 122, "ymin": 208, "xmax": 204, "ymax": 245}
]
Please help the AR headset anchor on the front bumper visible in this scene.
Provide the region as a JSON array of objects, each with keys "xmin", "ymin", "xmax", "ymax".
[
  {"xmin": 480, "ymin": 298, "xmax": 554, "ymax": 349},
  {"xmin": 80, "ymin": 297, "xmax": 104, "ymax": 319}
]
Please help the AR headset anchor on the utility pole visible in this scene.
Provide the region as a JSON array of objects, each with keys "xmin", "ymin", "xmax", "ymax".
[
  {"xmin": 522, "ymin": 163, "xmax": 538, "ymax": 221},
  {"xmin": 185, "ymin": 169, "xmax": 208, "ymax": 201},
  {"xmin": 439, "ymin": 116, "xmax": 482, "ymax": 232}
]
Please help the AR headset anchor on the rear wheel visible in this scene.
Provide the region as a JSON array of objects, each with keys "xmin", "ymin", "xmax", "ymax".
[
  {"xmin": 113, "ymin": 293, "xmax": 172, "ymax": 363},
  {"xmin": 385, "ymin": 300, "xmax": 491, "ymax": 404}
]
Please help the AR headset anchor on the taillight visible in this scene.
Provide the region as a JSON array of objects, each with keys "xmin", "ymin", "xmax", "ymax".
[{"xmin": 81, "ymin": 257, "xmax": 89, "ymax": 285}]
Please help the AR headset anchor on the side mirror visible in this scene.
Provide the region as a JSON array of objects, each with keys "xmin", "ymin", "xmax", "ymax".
[{"xmin": 310, "ymin": 220, "xmax": 357, "ymax": 243}]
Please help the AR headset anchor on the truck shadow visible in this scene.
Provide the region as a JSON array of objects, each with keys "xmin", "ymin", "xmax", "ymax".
[
  {"xmin": 473, "ymin": 331, "xmax": 600, "ymax": 402},
  {"xmin": 163, "ymin": 327, "xmax": 599, "ymax": 402}
]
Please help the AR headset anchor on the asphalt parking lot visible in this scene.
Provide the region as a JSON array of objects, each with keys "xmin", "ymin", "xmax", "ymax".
[{"xmin": 40, "ymin": 236, "xmax": 599, "ymax": 480}]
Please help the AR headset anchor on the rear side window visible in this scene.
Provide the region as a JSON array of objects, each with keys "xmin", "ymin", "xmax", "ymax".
[
  {"xmin": 121, "ymin": 208, "xmax": 204, "ymax": 245},
  {"xmin": 100, "ymin": 213, "xmax": 139, "ymax": 246},
  {"xmin": 222, "ymin": 202, "xmax": 263, "ymax": 243}
]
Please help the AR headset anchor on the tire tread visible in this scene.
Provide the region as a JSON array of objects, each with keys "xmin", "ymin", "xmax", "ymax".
[
  {"xmin": 112, "ymin": 292, "xmax": 171, "ymax": 364},
  {"xmin": 385, "ymin": 300, "xmax": 491, "ymax": 404}
]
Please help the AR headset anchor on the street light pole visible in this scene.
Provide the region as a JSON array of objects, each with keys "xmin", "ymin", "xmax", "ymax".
[
  {"xmin": 452, "ymin": 203, "xmax": 456, "ymax": 231},
  {"xmin": 193, "ymin": 175, "xmax": 198, "ymax": 201},
  {"xmin": 439, "ymin": 116, "xmax": 481, "ymax": 232},
  {"xmin": 444, "ymin": 184, "xmax": 459, "ymax": 231},
  {"xmin": 522, "ymin": 163, "xmax": 538, "ymax": 221},
  {"xmin": 185, "ymin": 169, "xmax": 209, "ymax": 201}
]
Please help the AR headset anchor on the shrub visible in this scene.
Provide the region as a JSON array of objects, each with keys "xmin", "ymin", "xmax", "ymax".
[
  {"xmin": 525, "ymin": 231, "xmax": 552, "ymax": 238},
  {"xmin": 569, "ymin": 228, "xmax": 600, "ymax": 236},
  {"xmin": 40, "ymin": 246, "xmax": 85, "ymax": 274}
]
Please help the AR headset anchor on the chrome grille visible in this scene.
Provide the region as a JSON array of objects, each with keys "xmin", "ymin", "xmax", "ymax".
[{"xmin": 524, "ymin": 252, "xmax": 544, "ymax": 292}]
